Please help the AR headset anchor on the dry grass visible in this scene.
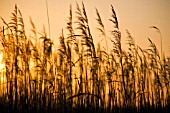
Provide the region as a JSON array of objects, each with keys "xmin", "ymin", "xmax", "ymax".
[{"xmin": 0, "ymin": 3, "xmax": 170, "ymax": 113}]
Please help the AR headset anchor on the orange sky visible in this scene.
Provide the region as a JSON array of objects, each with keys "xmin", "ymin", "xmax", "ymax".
[{"xmin": 0, "ymin": 0, "xmax": 170, "ymax": 56}]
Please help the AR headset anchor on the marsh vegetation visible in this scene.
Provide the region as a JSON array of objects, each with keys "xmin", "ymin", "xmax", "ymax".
[{"xmin": 0, "ymin": 3, "xmax": 170, "ymax": 113}]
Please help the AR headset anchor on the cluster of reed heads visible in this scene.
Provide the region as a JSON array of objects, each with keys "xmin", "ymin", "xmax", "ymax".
[{"xmin": 0, "ymin": 3, "xmax": 170, "ymax": 113}]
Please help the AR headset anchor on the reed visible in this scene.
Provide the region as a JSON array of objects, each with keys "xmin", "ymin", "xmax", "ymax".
[{"xmin": 0, "ymin": 3, "xmax": 169, "ymax": 113}]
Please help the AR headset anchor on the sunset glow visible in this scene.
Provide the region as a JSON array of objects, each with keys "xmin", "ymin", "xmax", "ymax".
[{"xmin": 0, "ymin": 0, "xmax": 170, "ymax": 55}]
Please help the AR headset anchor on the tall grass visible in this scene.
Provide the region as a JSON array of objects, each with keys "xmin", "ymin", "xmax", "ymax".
[{"xmin": 0, "ymin": 3, "xmax": 170, "ymax": 113}]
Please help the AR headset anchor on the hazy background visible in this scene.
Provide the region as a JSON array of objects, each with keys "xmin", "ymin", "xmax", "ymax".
[{"xmin": 0, "ymin": 0, "xmax": 170, "ymax": 56}]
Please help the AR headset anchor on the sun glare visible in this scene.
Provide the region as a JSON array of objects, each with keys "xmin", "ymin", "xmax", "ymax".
[{"xmin": 0, "ymin": 53, "xmax": 5, "ymax": 70}]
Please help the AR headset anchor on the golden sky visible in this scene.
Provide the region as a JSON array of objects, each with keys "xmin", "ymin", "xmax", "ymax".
[{"xmin": 0, "ymin": 0, "xmax": 170, "ymax": 56}]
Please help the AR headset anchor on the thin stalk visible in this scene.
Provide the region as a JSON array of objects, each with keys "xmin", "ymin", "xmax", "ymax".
[{"xmin": 46, "ymin": 0, "xmax": 50, "ymax": 38}]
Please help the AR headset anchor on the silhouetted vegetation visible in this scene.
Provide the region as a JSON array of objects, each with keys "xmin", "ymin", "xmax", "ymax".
[{"xmin": 0, "ymin": 3, "xmax": 170, "ymax": 113}]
